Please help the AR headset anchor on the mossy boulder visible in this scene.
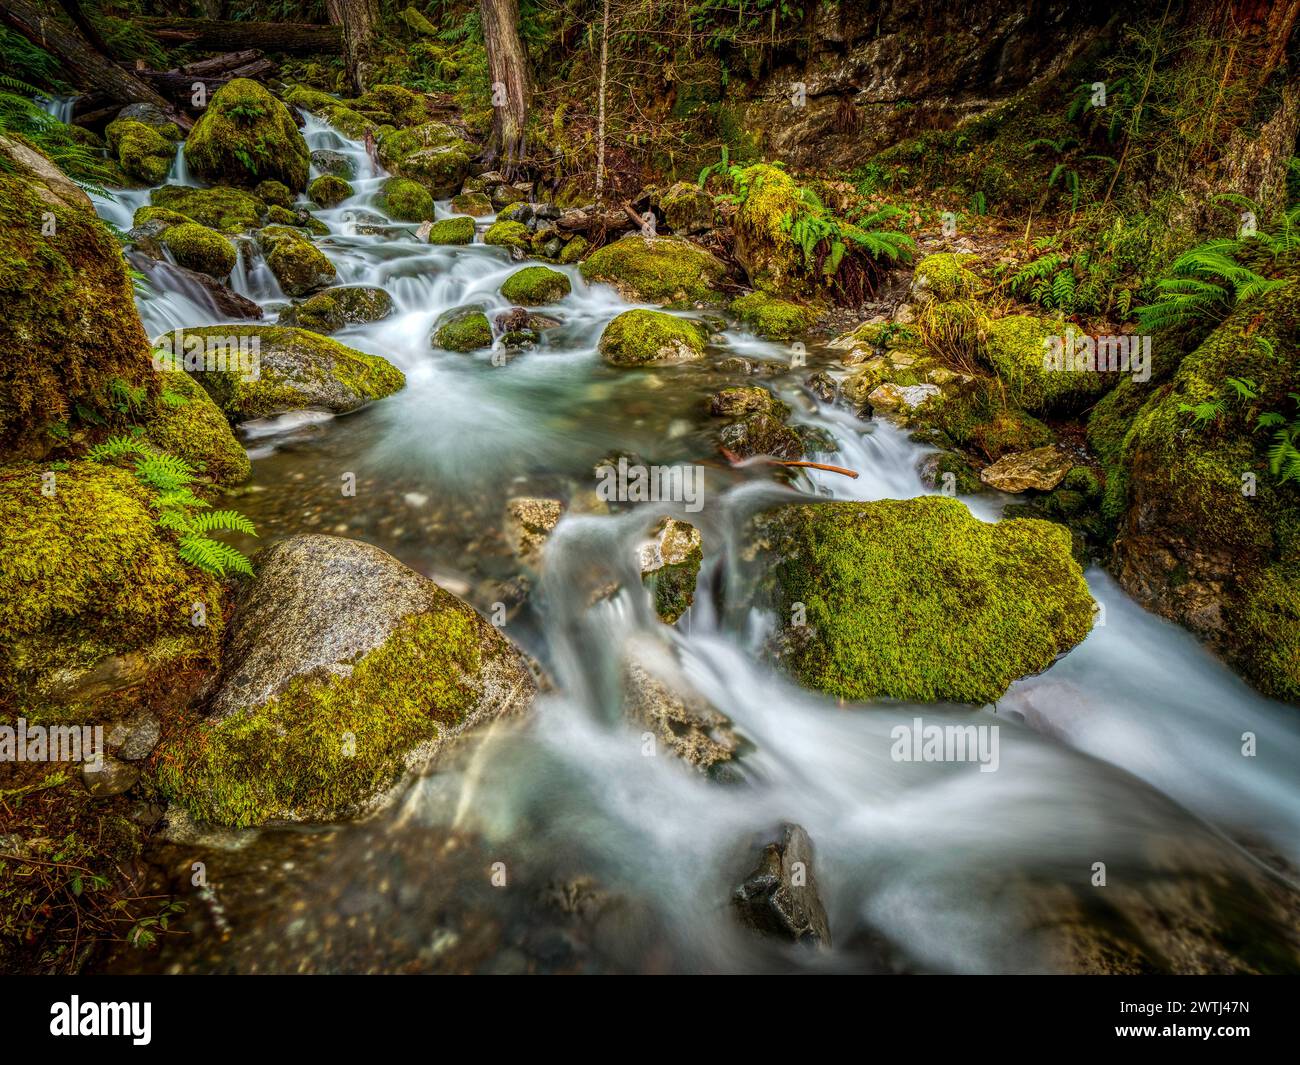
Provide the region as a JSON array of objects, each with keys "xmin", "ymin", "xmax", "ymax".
[
  {"xmin": 354, "ymin": 84, "xmax": 429, "ymax": 128},
  {"xmin": 104, "ymin": 117, "xmax": 174, "ymax": 185},
  {"xmin": 450, "ymin": 191, "xmax": 492, "ymax": 216},
  {"xmin": 308, "ymin": 174, "xmax": 353, "ymax": 207},
  {"xmin": 433, "ymin": 305, "xmax": 492, "ymax": 352},
  {"xmin": 0, "ymin": 461, "xmax": 223, "ymax": 711},
  {"xmin": 277, "ymin": 286, "xmax": 394, "ymax": 335},
  {"xmin": 376, "ymin": 121, "xmax": 469, "ymax": 169},
  {"xmin": 160, "ymin": 222, "xmax": 237, "ymax": 279},
  {"xmin": 709, "ymin": 385, "xmax": 789, "ymax": 419},
  {"xmin": 981, "ymin": 315, "xmax": 1111, "ymax": 413},
  {"xmin": 155, "ymin": 535, "xmax": 536, "ymax": 826},
  {"xmin": 144, "ymin": 370, "xmax": 250, "ymax": 487},
  {"xmin": 661, "ymin": 180, "xmax": 715, "ymax": 234},
  {"xmin": 501, "ymin": 265, "xmax": 571, "ymax": 305},
  {"xmin": 283, "ymin": 87, "xmax": 375, "ymax": 141},
  {"xmin": 377, "ymin": 176, "xmax": 434, "ymax": 222},
  {"xmin": 0, "ymin": 136, "xmax": 155, "ymax": 454},
  {"xmin": 148, "ymin": 184, "xmax": 265, "ymax": 233},
  {"xmin": 175, "ymin": 324, "xmax": 404, "ymax": 420},
  {"xmin": 256, "ymin": 225, "xmax": 336, "ymax": 296},
  {"xmin": 310, "ymin": 148, "xmax": 354, "ymax": 178},
  {"xmin": 729, "ymin": 164, "xmax": 805, "ymax": 296},
  {"xmin": 398, "ymin": 146, "xmax": 472, "ymax": 198},
  {"xmin": 558, "ymin": 236, "xmax": 589, "ymax": 264},
  {"xmin": 580, "ymin": 234, "xmax": 726, "ymax": 305},
  {"xmin": 185, "ymin": 78, "xmax": 310, "ymax": 191},
  {"xmin": 752, "ymin": 496, "xmax": 1095, "ymax": 703},
  {"xmin": 1111, "ymin": 280, "xmax": 1300, "ymax": 703},
  {"xmin": 911, "ymin": 252, "xmax": 980, "ymax": 302},
  {"xmin": 640, "ymin": 518, "xmax": 703, "ymax": 624},
  {"xmin": 255, "ymin": 179, "xmax": 294, "ymax": 209},
  {"xmin": 427, "ymin": 216, "xmax": 475, "ymax": 244},
  {"xmin": 719, "ymin": 413, "xmax": 803, "ymax": 459},
  {"xmin": 729, "ymin": 292, "xmax": 816, "ymax": 340},
  {"xmin": 483, "ymin": 219, "xmax": 530, "ymax": 249},
  {"xmin": 598, "ymin": 310, "xmax": 708, "ymax": 366}
]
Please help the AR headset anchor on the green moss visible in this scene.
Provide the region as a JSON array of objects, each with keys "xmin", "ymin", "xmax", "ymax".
[
  {"xmin": 160, "ymin": 222, "xmax": 237, "ymax": 278},
  {"xmin": 757, "ymin": 496, "xmax": 1095, "ymax": 703},
  {"xmin": 179, "ymin": 325, "xmax": 405, "ymax": 420},
  {"xmin": 598, "ymin": 310, "xmax": 708, "ymax": 366},
  {"xmin": 308, "ymin": 174, "xmax": 352, "ymax": 207},
  {"xmin": 398, "ymin": 145, "xmax": 472, "ymax": 197},
  {"xmin": 0, "ymin": 139, "xmax": 155, "ymax": 452},
  {"xmin": 277, "ymin": 286, "xmax": 394, "ymax": 334},
  {"xmin": 730, "ymin": 164, "xmax": 804, "ymax": 295},
  {"xmin": 500, "ymin": 265, "xmax": 571, "ymax": 305},
  {"xmin": 558, "ymin": 235, "xmax": 589, "ymax": 264},
  {"xmin": 0, "ymin": 461, "xmax": 223, "ymax": 708},
  {"xmin": 155, "ymin": 607, "xmax": 488, "ymax": 827},
  {"xmin": 450, "ymin": 191, "xmax": 492, "ymax": 216},
  {"xmin": 185, "ymin": 78, "xmax": 310, "ymax": 191},
  {"xmin": 254, "ymin": 179, "xmax": 294, "ymax": 209},
  {"xmin": 149, "ymin": 184, "xmax": 264, "ymax": 233},
  {"xmin": 105, "ymin": 117, "xmax": 173, "ymax": 185},
  {"xmin": 255, "ymin": 225, "xmax": 336, "ymax": 296},
  {"xmin": 281, "ymin": 86, "xmax": 339, "ymax": 114},
  {"xmin": 913, "ymin": 252, "xmax": 980, "ymax": 301},
  {"xmin": 376, "ymin": 121, "xmax": 469, "ymax": 169},
  {"xmin": 496, "ymin": 202, "xmax": 530, "ymax": 222},
  {"xmin": 982, "ymin": 315, "xmax": 1111, "ymax": 413},
  {"xmin": 433, "ymin": 306, "xmax": 492, "ymax": 352},
  {"xmin": 377, "ymin": 176, "xmax": 434, "ymax": 222},
  {"xmin": 580, "ymin": 234, "xmax": 725, "ymax": 305},
  {"xmin": 483, "ymin": 219, "xmax": 530, "ymax": 248},
  {"xmin": 144, "ymin": 370, "xmax": 249, "ymax": 487},
  {"xmin": 132, "ymin": 206, "xmax": 190, "ymax": 229},
  {"xmin": 427, "ymin": 216, "xmax": 475, "ymax": 244},
  {"xmin": 354, "ymin": 84, "xmax": 429, "ymax": 127},
  {"xmin": 710, "ymin": 385, "xmax": 790, "ymax": 419},
  {"xmin": 729, "ymin": 291, "xmax": 816, "ymax": 340}
]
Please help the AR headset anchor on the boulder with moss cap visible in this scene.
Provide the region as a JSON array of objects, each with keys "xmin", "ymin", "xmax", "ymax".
[
  {"xmin": 911, "ymin": 252, "xmax": 980, "ymax": 302},
  {"xmin": 277, "ymin": 286, "xmax": 394, "ymax": 334},
  {"xmin": 104, "ymin": 117, "xmax": 176, "ymax": 185},
  {"xmin": 580, "ymin": 234, "xmax": 726, "ymax": 305},
  {"xmin": 160, "ymin": 222, "xmax": 237, "ymax": 279},
  {"xmin": 427, "ymin": 216, "xmax": 475, "ymax": 244},
  {"xmin": 155, "ymin": 535, "xmax": 536, "ymax": 826},
  {"xmin": 377, "ymin": 176, "xmax": 434, "ymax": 222},
  {"xmin": 751, "ymin": 495, "xmax": 1095, "ymax": 703},
  {"xmin": 255, "ymin": 225, "xmax": 336, "ymax": 296},
  {"xmin": 185, "ymin": 78, "xmax": 310, "ymax": 191},
  {"xmin": 433, "ymin": 305, "xmax": 493, "ymax": 352},
  {"xmin": 501, "ymin": 266, "xmax": 572, "ymax": 305},
  {"xmin": 599, "ymin": 310, "xmax": 708, "ymax": 366},
  {"xmin": 729, "ymin": 292, "xmax": 816, "ymax": 340}
]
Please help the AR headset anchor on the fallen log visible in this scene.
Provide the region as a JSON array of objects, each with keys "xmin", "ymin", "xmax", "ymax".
[
  {"xmin": 171, "ymin": 49, "xmax": 263, "ymax": 77},
  {"xmin": 137, "ymin": 59, "xmax": 275, "ymax": 102},
  {"xmin": 133, "ymin": 17, "xmax": 343, "ymax": 54}
]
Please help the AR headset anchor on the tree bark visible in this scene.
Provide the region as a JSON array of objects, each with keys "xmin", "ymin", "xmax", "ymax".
[
  {"xmin": 131, "ymin": 17, "xmax": 343, "ymax": 54},
  {"xmin": 0, "ymin": 0, "xmax": 173, "ymax": 110},
  {"xmin": 480, "ymin": 0, "xmax": 529, "ymax": 171},
  {"xmin": 595, "ymin": 0, "xmax": 609, "ymax": 201},
  {"xmin": 325, "ymin": 0, "xmax": 380, "ymax": 94}
]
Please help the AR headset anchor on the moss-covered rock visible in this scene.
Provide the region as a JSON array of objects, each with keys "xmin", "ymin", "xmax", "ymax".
[
  {"xmin": 144, "ymin": 369, "xmax": 250, "ymax": 487},
  {"xmin": 558, "ymin": 235, "xmax": 589, "ymax": 264},
  {"xmin": 661, "ymin": 180, "xmax": 715, "ymax": 235},
  {"xmin": 432, "ymin": 305, "xmax": 492, "ymax": 352},
  {"xmin": 377, "ymin": 176, "xmax": 435, "ymax": 221},
  {"xmin": 376, "ymin": 121, "xmax": 469, "ymax": 169},
  {"xmin": 483, "ymin": 219, "xmax": 530, "ymax": 248},
  {"xmin": 354, "ymin": 84, "xmax": 429, "ymax": 128},
  {"xmin": 729, "ymin": 291, "xmax": 816, "ymax": 340},
  {"xmin": 308, "ymin": 174, "xmax": 353, "ymax": 207},
  {"xmin": 911, "ymin": 252, "xmax": 980, "ymax": 302},
  {"xmin": 175, "ymin": 324, "xmax": 404, "ymax": 420},
  {"xmin": 185, "ymin": 78, "xmax": 310, "ymax": 191},
  {"xmin": 398, "ymin": 146, "xmax": 472, "ymax": 198},
  {"xmin": 639, "ymin": 518, "xmax": 703, "ymax": 624},
  {"xmin": 255, "ymin": 225, "xmax": 336, "ymax": 296},
  {"xmin": 729, "ymin": 164, "xmax": 806, "ymax": 296},
  {"xmin": 981, "ymin": 315, "xmax": 1111, "ymax": 413},
  {"xmin": 254, "ymin": 179, "xmax": 294, "ymax": 210},
  {"xmin": 450, "ymin": 191, "xmax": 492, "ymax": 216},
  {"xmin": 149, "ymin": 184, "xmax": 264, "ymax": 233},
  {"xmin": 752, "ymin": 496, "xmax": 1095, "ymax": 703},
  {"xmin": 426, "ymin": 216, "xmax": 475, "ymax": 244},
  {"xmin": 0, "ymin": 460, "xmax": 223, "ymax": 710},
  {"xmin": 580, "ymin": 234, "xmax": 726, "ymax": 305},
  {"xmin": 104, "ymin": 117, "xmax": 174, "ymax": 185},
  {"xmin": 1111, "ymin": 279, "xmax": 1300, "ymax": 703},
  {"xmin": 709, "ymin": 385, "xmax": 790, "ymax": 419},
  {"xmin": 160, "ymin": 222, "xmax": 237, "ymax": 279},
  {"xmin": 154, "ymin": 535, "xmax": 535, "ymax": 826},
  {"xmin": 500, "ymin": 265, "xmax": 571, "ymax": 305},
  {"xmin": 719, "ymin": 412, "xmax": 803, "ymax": 459},
  {"xmin": 598, "ymin": 310, "xmax": 708, "ymax": 366},
  {"xmin": 310, "ymin": 148, "xmax": 354, "ymax": 179},
  {"xmin": 277, "ymin": 286, "xmax": 394, "ymax": 335},
  {"xmin": 0, "ymin": 136, "xmax": 155, "ymax": 454}
]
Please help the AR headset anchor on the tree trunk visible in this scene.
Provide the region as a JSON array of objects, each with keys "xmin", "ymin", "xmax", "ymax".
[
  {"xmin": 480, "ymin": 0, "xmax": 529, "ymax": 171},
  {"xmin": 132, "ymin": 17, "xmax": 343, "ymax": 54},
  {"xmin": 325, "ymin": 0, "xmax": 380, "ymax": 94},
  {"xmin": 0, "ymin": 0, "xmax": 173, "ymax": 110},
  {"xmin": 595, "ymin": 0, "xmax": 609, "ymax": 201}
]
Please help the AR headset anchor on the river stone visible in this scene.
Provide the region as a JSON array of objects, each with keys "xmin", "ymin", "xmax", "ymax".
[
  {"xmin": 638, "ymin": 517, "xmax": 703, "ymax": 624},
  {"xmin": 82, "ymin": 755, "xmax": 139, "ymax": 798},
  {"xmin": 623, "ymin": 650, "xmax": 738, "ymax": 772},
  {"xmin": 980, "ymin": 445, "xmax": 1073, "ymax": 493},
  {"xmin": 580, "ymin": 234, "xmax": 726, "ymax": 305},
  {"xmin": 311, "ymin": 148, "xmax": 355, "ymax": 179},
  {"xmin": 719, "ymin": 413, "xmax": 803, "ymax": 460},
  {"xmin": 732, "ymin": 823, "xmax": 831, "ymax": 948},
  {"xmin": 505, "ymin": 497, "xmax": 564, "ymax": 566},
  {"xmin": 255, "ymin": 225, "xmax": 336, "ymax": 297},
  {"xmin": 158, "ymin": 535, "xmax": 537, "ymax": 826},
  {"xmin": 866, "ymin": 382, "xmax": 940, "ymax": 414},
  {"xmin": 278, "ymin": 285, "xmax": 395, "ymax": 334},
  {"xmin": 709, "ymin": 385, "xmax": 789, "ymax": 419}
]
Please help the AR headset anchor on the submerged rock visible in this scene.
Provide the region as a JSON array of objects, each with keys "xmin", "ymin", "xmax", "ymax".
[
  {"xmin": 185, "ymin": 78, "xmax": 310, "ymax": 191},
  {"xmin": 751, "ymin": 496, "xmax": 1095, "ymax": 703},
  {"xmin": 155, "ymin": 535, "xmax": 536, "ymax": 826},
  {"xmin": 504, "ymin": 497, "xmax": 564, "ymax": 566},
  {"xmin": 174, "ymin": 324, "xmax": 404, "ymax": 420},
  {"xmin": 623, "ymin": 652, "xmax": 738, "ymax": 772},
  {"xmin": 579, "ymin": 234, "xmax": 726, "ymax": 305},
  {"xmin": 719, "ymin": 413, "xmax": 803, "ymax": 460},
  {"xmin": 732, "ymin": 823, "xmax": 831, "ymax": 948},
  {"xmin": 980, "ymin": 445, "xmax": 1073, "ymax": 493}
]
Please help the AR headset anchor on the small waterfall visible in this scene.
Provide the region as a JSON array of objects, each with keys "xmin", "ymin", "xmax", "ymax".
[{"xmin": 38, "ymin": 94, "xmax": 75, "ymax": 123}]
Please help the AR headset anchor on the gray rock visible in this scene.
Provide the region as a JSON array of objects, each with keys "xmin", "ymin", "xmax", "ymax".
[
  {"xmin": 106, "ymin": 710, "xmax": 161, "ymax": 761},
  {"xmin": 732, "ymin": 823, "xmax": 831, "ymax": 948},
  {"xmin": 623, "ymin": 649, "xmax": 738, "ymax": 773},
  {"xmin": 82, "ymin": 755, "xmax": 139, "ymax": 798},
  {"xmin": 311, "ymin": 149, "xmax": 355, "ymax": 178}
]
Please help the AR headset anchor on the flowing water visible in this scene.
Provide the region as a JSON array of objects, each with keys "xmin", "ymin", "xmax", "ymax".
[{"xmin": 93, "ymin": 114, "xmax": 1300, "ymax": 974}]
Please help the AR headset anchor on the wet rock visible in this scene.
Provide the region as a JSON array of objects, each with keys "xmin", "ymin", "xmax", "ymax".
[
  {"xmin": 82, "ymin": 755, "xmax": 139, "ymax": 798},
  {"xmin": 709, "ymin": 385, "xmax": 789, "ymax": 419},
  {"xmin": 186, "ymin": 79, "xmax": 310, "ymax": 191},
  {"xmin": 308, "ymin": 174, "xmax": 352, "ymax": 207},
  {"xmin": 505, "ymin": 497, "xmax": 564, "ymax": 566},
  {"xmin": 599, "ymin": 310, "xmax": 707, "ymax": 366},
  {"xmin": 127, "ymin": 253, "xmax": 264, "ymax": 320},
  {"xmin": 278, "ymin": 285, "xmax": 394, "ymax": 335},
  {"xmin": 805, "ymin": 370, "xmax": 837, "ymax": 403},
  {"xmin": 427, "ymin": 216, "xmax": 475, "ymax": 244},
  {"xmin": 719, "ymin": 413, "xmax": 803, "ymax": 460},
  {"xmin": 255, "ymin": 225, "xmax": 336, "ymax": 296},
  {"xmin": 155, "ymin": 535, "xmax": 537, "ymax": 826},
  {"xmin": 660, "ymin": 180, "xmax": 715, "ymax": 234},
  {"xmin": 580, "ymin": 234, "xmax": 726, "ymax": 305},
  {"xmin": 980, "ymin": 445, "xmax": 1072, "ymax": 493},
  {"xmin": 866, "ymin": 382, "xmax": 940, "ymax": 415},
  {"xmin": 500, "ymin": 265, "xmax": 571, "ymax": 305},
  {"xmin": 311, "ymin": 148, "xmax": 354, "ymax": 178},
  {"xmin": 433, "ymin": 305, "xmax": 493, "ymax": 352},
  {"xmin": 732, "ymin": 823, "xmax": 831, "ymax": 948},
  {"xmin": 638, "ymin": 517, "xmax": 703, "ymax": 624},
  {"xmin": 623, "ymin": 651, "xmax": 738, "ymax": 772},
  {"xmin": 450, "ymin": 191, "xmax": 492, "ymax": 216}
]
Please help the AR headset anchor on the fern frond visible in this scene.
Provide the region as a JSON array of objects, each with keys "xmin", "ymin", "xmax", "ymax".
[{"xmin": 190, "ymin": 510, "xmax": 257, "ymax": 536}]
